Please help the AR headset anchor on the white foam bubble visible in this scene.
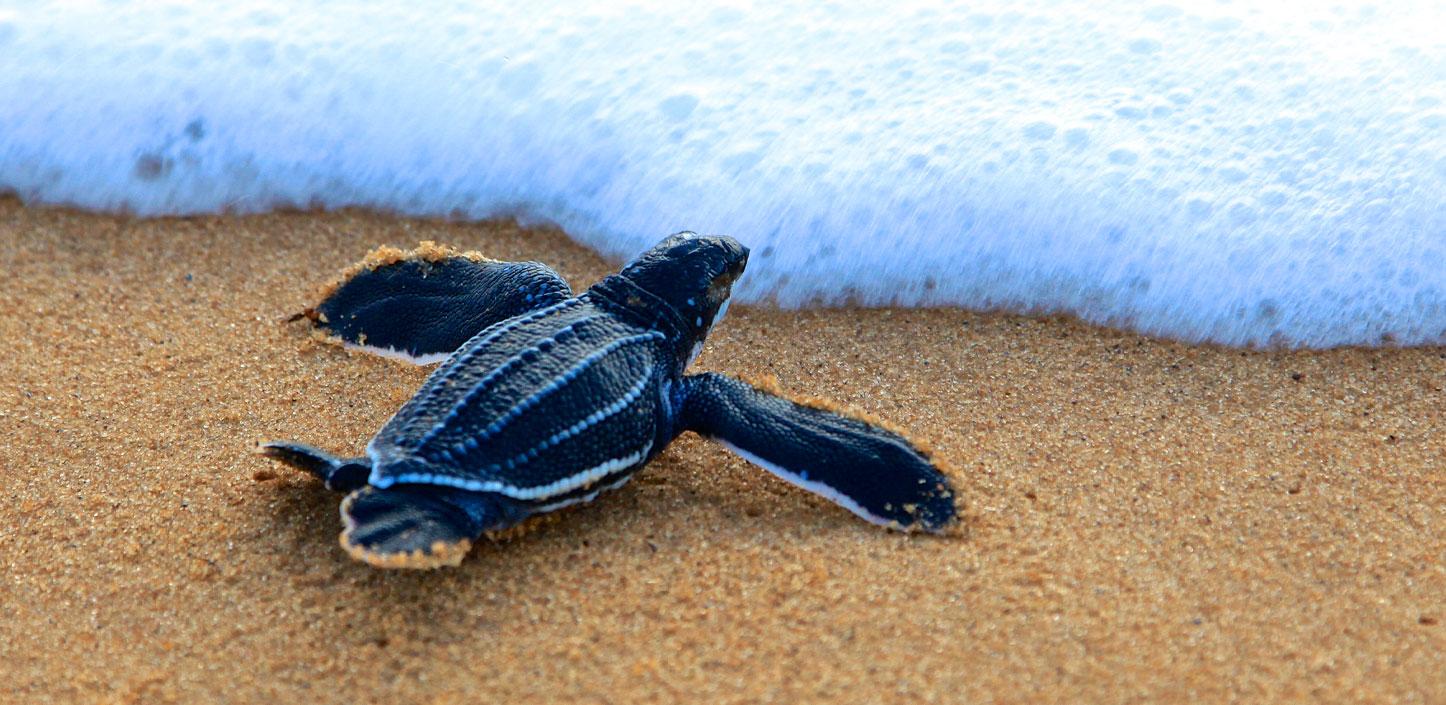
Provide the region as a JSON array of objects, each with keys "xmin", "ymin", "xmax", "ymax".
[{"xmin": 1, "ymin": 0, "xmax": 1443, "ymax": 347}]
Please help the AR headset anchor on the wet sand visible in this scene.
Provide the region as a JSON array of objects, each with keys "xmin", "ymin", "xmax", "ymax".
[{"xmin": 1, "ymin": 199, "xmax": 1441, "ymax": 703}]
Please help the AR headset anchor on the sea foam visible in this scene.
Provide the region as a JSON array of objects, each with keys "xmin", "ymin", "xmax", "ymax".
[{"xmin": 1, "ymin": 1, "xmax": 1443, "ymax": 347}]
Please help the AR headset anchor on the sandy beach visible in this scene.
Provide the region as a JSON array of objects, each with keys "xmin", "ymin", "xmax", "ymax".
[{"xmin": 1, "ymin": 198, "xmax": 1441, "ymax": 703}]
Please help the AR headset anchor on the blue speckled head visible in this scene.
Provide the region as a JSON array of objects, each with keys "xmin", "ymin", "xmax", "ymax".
[{"xmin": 619, "ymin": 232, "xmax": 749, "ymax": 355}]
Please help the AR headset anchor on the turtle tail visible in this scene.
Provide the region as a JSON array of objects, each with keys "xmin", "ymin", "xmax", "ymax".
[{"xmin": 258, "ymin": 441, "xmax": 371, "ymax": 491}]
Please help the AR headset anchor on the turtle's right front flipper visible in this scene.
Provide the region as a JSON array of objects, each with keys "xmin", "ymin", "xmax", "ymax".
[
  {"xmin": 679, "ymin": 373, "xmax": 958, "ymax": 532},
  {"xmin": 303, "ymin": 242, "xmax": 573, "ymax": 364}
]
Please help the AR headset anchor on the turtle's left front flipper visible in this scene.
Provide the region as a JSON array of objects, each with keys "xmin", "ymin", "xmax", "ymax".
[
  {"xmin": 304, "ymin": 242, "xmax": 573, "ymax": 364},
  {"xmin": 679, "ymin": 373, "xmax": 957, "ymax": 532}
]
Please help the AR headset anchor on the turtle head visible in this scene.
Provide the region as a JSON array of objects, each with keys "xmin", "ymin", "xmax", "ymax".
[{"xmin": 618, "ymin": 232, "xmax": 749, "ymax": 360}]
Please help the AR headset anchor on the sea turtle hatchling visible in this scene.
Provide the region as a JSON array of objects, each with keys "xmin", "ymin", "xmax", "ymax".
[{"xmin": 261, "ymin": 233, "xmax": 957, "ymax": 568}]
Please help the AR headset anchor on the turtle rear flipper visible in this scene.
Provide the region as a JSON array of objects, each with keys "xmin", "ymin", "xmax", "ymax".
[
  {"xmin": 258, "ymin": 441, "xmax": 370, "ymax": 491},
  {"xmin": 679, "ymin": 373, "xmax": 958, "ymax": 532},
  {"xmin": 339, "ymin": 486, "xmax": 530, "ymax": 569},
  {"xmin": 307, "ymin": 243, "xmax": 573, "ymax": 364}
]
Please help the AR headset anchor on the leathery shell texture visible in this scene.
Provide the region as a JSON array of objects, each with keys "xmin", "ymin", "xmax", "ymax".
[{"xmin": 366, "ymin": 297, "xmax": 672, "ymax": 501}]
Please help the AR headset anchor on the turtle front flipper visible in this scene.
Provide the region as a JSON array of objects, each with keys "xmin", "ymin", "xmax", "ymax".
[
  {"xmin": 339, "ymin": 486, "xmax": 529, "ymax": 569},
  {"xmin": 258, "ymin": 441, "xmax": 370, "ymax": 491},
  {"xmin": 679, "ymin": 373, "xmax": 958, "ymax": 532},
  {"xmin": 305, "ymin": 242, "xmax": 573, "ymax": 364}
]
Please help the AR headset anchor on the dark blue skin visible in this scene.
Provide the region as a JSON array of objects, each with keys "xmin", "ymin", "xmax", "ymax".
[{"xmin": 263, "ymin": 233, "xmax": 956, "ymax": 568}]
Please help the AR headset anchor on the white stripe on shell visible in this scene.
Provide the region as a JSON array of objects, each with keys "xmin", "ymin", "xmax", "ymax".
[
  {"xmin": 530, "ymin": 472, "xmax": 637, "ymax": 513},
  {"xmin": 434, "ymin": 330, "xmax": 665, "ymax": 449},
  {"xmin": 374, "ymin": 441, "xmax": 653, "ymax": 500},
  {"xmin": 450, "ymin": 370, "xmax": 653, "ymax": 470},
  {"xmin": 416, "ymin": 314, "xmax": 602, "ymax": 447},
  {"xmin": 712, "ymin": 439, "xmax": 899, "ymax": 528},
  {"xmin": 426, "ymin": 298, "xmax": 581, "ymax": 387},
  {"xmin": 361, "ymin": 300, "xmax": 580, "ymax": 470}
]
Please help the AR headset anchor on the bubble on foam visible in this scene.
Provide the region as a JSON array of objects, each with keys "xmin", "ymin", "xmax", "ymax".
[
  {"xmin": 1063, "ymin": 128, "xmax": 1091, "ymax": 149},
  {"xmin": 658, "ymin": 94, "xmax": 699, "ymax": 121},
  {"xmin": 1107, "ymin": 148, "xmax": 1140, "ymax": 166},
  {"xmin": 1022, "ymin": 121, "xmax": 1057, "ymax": 141},
  {"xmin": 0, "ymin": 17, "xmax": 17, "ymax": 46},
  {"xmin": 1, "ymin": 0, "xmax": 1443, "ymax": 348},
  {"xmin": 1226, "ymin": 199, "xmax": 1260, "ymax": 226},
  {"xmin": 1259, "ymin": 188, "xmax": 1289, "ymax": 209},
  {"xmin": 1128, "ymin": 37, "xmax": 1163, "ymax": 54}
]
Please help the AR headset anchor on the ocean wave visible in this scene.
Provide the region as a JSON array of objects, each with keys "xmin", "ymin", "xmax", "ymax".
[{"xmin": 1, "ymin": 0, "xmax": 1443, "ymax": 347}]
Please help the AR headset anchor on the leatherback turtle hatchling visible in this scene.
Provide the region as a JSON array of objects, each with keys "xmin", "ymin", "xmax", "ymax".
[{"xmin": 261, "ymin": 233, "xmax": 957, "ymax": 568}]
